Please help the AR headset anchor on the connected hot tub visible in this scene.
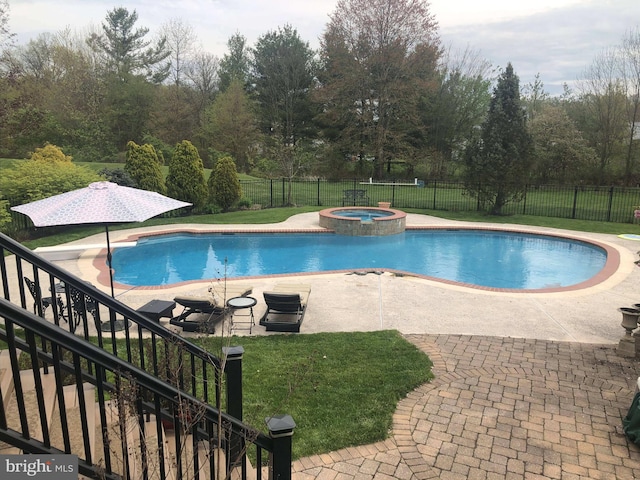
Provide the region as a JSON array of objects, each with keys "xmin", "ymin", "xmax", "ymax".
[{"xmin": 319, "ymin": 207, "xmax": 406, "ymax": 236}]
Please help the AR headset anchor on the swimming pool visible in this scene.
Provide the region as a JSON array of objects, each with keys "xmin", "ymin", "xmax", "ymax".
[{"xmin": 110, "ymin": 230, "xmax": 608, "ymax": 290}]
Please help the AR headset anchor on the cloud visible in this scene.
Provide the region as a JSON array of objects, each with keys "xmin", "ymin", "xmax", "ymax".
[
  {"xmin": 7, "ymin": 0, "xmax": 639, "ymax": 96},
  {"xmin": 440, "ymin": 1, "xmax": 640, "ymax": 94}
]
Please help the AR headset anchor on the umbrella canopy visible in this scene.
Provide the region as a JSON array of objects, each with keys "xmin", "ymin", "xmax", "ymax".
[
  {"xmin": 12, "ymin": 181, "xmax": 191, "ymax": 227},
  {"xmin": 12, "ymin": 181, "xmax": 192, "ymax": 298}
]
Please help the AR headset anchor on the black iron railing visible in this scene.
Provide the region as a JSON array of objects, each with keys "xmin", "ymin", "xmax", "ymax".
[{"xmin": 0, "ymin": 232, "xmax": 294, "ymax": 480}]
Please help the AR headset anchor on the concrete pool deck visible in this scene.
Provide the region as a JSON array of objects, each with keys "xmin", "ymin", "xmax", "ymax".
[
  {"xmin": 12, "ymin": 211, "xmax": 640, "ymax": 478},
  {"xmin": 58, "ymin": 211, "xmax": 640, "ymax": 345}
]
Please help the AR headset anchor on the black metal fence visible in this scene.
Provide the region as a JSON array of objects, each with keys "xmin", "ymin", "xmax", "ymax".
[
  {"xmin": 239, "ymin": 179, "xmax": 640, "ymax": 224},
  {"xmin": 7, "ymin": 180, "xmax": 640, "ymax": 231}
]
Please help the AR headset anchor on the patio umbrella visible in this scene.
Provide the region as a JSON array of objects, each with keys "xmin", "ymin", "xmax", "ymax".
[{"xmin": 12, "ymin": 181, "xmax": 192, "ymax": 298}]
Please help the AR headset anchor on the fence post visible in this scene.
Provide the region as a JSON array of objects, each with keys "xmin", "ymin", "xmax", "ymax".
[
  {"xmin": 572, "ymin": 186, "xmax": 578, "ymax": 219},
  {"xmin": 223, "ymin": 346, "xmax": 244, "ymax": 464},
  {"xmin": 282, "ymin": 178, "xmax": 286, "ymax": 206},
  {"xmin": 317, "ymin": 178, "xmax": 321, "ymax": 206},
  {"xmin": 392, "ymin": 181, "xmax": 396, "ymax": 207},
  {"xmin": 607, "ymin": 186, "xmax": 614, "ymax": 222},
  {"xmin": 431, "ymin": 180, "xmax": 436, "ymax": 210},
  {"xmin": 522, "ymin": 185, "xmax": 528, "ymax": 214},
  {"xmin": 270, "ymin": 179, "xmax": 274, "ymax": 207},
  {"xmin": 267, "ymin": 414, "xmax": 296, "ymax": 480}
]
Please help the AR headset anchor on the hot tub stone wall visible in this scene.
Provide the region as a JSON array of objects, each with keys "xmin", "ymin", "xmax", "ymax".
[{"xmin": 319, "ymin": 207, "xmax": 406, "ymax": 236}]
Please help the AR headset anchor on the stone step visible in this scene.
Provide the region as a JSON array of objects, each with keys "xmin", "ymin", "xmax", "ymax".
[
  {"xmin": 0, "ymin": 350, "xmax": 15, "ymax": 412},
  {"xmin": 165, "ymin": 428, "xmax": 212, "ymax": 480},
  {"xmin": 0, "ymin": 355, "xmax": 251, "ymax": 480},
  {"xmin": 0, "ymin": 368, "xmax": 57, "ymax": 455},
  {"xmin": 49, "ymin": 383, "xmax": 96, "ymax": 458},
  {"xmin": 90, "ymin": 401, "xmax": 177, "ymax": 480}
]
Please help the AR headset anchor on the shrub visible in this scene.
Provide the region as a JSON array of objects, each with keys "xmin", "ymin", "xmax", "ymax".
[
  {"xmin": 167, "ymin": 140, "xmax": 208, "ymax": 209},
  {"xmin": 124, "ymin": 141, "xmax": 167, "ymax": 194},
  {"xmin": 208, "ymin": 155, "xmax": 242, "ymax": 212},
  {"xmin": 29, "ymin": 143, "xmax": 72, "ymax": 163},
  {"xmin": 236, "ymin": 197, "xmax": 252, "ymax": 209},
  {"xmin": 0, "ymin": 160, "xmax": 102, "ymax": 205}
]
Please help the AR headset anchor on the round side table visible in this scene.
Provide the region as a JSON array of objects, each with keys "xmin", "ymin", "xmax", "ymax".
[{"xmin": 227, "ymin": 296, "xmax": 257, "ymax": 333}]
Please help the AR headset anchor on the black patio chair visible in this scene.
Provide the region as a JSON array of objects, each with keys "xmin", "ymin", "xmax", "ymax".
[
  {"xmin": 67, "ymin": 285, "xmax": 99, "ymax": 331},
  {"xmin": 24, "ymin": 276, "xmax": 64, "ymax": 318}
]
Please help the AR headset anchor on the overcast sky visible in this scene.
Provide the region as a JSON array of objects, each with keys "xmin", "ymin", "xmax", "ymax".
[{"xmin": 6, "ymin": 0, "xmax": 640, "ymax": 95}]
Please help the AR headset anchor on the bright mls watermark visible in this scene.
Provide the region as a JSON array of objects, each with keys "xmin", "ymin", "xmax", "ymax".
[{"xmin": 0, "ymin": 455, "xmax": 77, "ymax": 479}]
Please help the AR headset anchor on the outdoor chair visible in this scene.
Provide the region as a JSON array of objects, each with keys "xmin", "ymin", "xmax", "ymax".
[
  {"xmin": 259, "ymin": 283, "xmax": 311, "ymax": 332},
  {"xmin": 24, "ymin": 276, "xmax": 64, "ymax": 319},
  {"xmin": 170, "ymin": 283, "xmax": 253, "ymax": 333},
  {"xmin": 67, "ymin": 285, "xmax": 99, "ymax": 331},
  {"xmin": 342, "ymin": 189, "xmax": 369, "ymax": 206}
]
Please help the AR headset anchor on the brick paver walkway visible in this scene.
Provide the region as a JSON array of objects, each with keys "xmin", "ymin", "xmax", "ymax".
[{"xmin": 292, "ymin": 335, "xmax": 640, "ymax": 480}]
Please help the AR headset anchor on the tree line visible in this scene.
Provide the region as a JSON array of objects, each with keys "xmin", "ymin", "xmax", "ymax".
[{"xmin": 0, "ymin": 0, "xmax": 639, "ymax": 216}]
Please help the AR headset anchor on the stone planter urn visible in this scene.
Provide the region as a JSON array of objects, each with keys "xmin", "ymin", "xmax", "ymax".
[
  {"xmin": 617, "ymin": 307, "xmax": 640, "ymax": 357},
  {"xmin": 620, "ymin": 307, "xmax": 640, "ymax": 334},
  {"xmin": 378, "ymin": 202, "xmax": 391, "ymax": 208}
]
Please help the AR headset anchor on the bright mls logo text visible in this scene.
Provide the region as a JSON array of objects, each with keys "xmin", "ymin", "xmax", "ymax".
[{"xmin": 1, "ymin": 455, "xmax": 77, "ymax": 479}]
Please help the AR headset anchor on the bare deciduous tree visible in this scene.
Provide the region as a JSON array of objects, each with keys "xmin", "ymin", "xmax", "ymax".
[
  {"xmin": 160, "ymin": 18, "xmax": 197, "ymax": 87},
  {"xmin": 0, "ymin": 0, "xmax": 15, "ymax": 51},
  {"xmin": 577, "ymin": 47, "xmax": 628, "ymax": 183},
  {"xmin": 619, "ymin": 27, "xmax": 640, "ymax": 185},
  {"xmin": 319, "ymin": 0, "xmax": 441, "ymax": 178}
]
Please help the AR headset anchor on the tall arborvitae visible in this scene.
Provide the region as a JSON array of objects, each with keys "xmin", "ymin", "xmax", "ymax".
[
  {"xmin": 166, "ymin": 140, "xmax": 207, "ymax": 209},
  {"xmin": 464, "ymin": 63, "xmax": 532, "ymax": 215},
  {"xmin": 124, "ymin": 141, "xmax": 167, "ymax": 194}
]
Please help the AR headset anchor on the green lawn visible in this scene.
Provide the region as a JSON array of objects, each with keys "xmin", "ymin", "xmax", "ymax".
[
  {"xmin": 5, "ymin": 329, "xmax": 433, "ymax": 461},
  {"xmin": 196, "ymin": 331, "xmax": 433, "ymax": 460}
]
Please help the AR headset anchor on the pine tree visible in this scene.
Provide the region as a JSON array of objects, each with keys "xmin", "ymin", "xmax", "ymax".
[
  {"xmin": 463, "ymin": 63, "xmax": 532, "ymax": 215},
  {"xmin": 88, "ymin": 7, "xmax": 170, "ymax": 83}
]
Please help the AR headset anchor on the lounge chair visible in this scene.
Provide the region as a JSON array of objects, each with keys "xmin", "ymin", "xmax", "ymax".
[
  {"xmin": 170, "ymin": 283, "xmax": 253, "ymax": 333},
  {"xmin": 259, "ymin": 283, "xmax": 311, "ymax": 332}
]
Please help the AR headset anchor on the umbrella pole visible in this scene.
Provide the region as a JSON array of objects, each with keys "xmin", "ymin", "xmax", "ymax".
[
  {"xmin": 100, "ymin": 225, "xmax": 130, "ymax": 332},
  {"xmin": 106, "ymin": 225, "xmax": 115, "ymax": 298}
]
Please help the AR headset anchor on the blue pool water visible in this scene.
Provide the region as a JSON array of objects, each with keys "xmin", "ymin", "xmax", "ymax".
[
  {"xmin": 333, "ymin": 209, "xmax": 394, "ymax": 219},
  {"xmin": 111, "ymin": 231, "xmax": 607, "ymax": 289}
]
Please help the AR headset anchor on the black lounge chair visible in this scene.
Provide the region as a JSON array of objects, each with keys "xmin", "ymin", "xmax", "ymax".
[
  {"xmin": 259, "ymin": 284, "xmax": 311, "ymax": 333},
  {"xmin": 170, "ymin": 284, "xmax": 253, "ymax": 333}
]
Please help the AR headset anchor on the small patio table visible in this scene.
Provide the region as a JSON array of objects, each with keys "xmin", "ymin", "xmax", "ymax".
[{"xmin": 136, "ymin": 299, "xmax": 176, "ymax": 323}]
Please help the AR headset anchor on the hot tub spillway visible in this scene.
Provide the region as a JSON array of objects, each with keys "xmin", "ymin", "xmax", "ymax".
[{"xmin": 319, "ymin": 207, "xmax": 406, "ymax": 236}]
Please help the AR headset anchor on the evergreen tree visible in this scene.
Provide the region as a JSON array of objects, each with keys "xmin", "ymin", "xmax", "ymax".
[
  {"xmin": 208, "ymin": 155, "xmax": 242, "ymax": 212},
  {"xmin": 88, "ymin": 7, "xmax": 170, "ymax": 83},
  {"xmin": 166, "ymin": 140, "xmax": 207, "ymax": 208},
  {"xmin": 124, "ymin": 141, "xmax": 167, "ymax": 193},
  {"xmin": 218, "ymin": 33, "xmax": 251, "ymax": 92},
  {"xmin": 463, "ymin": 63, "xmax": 532, "ymax": 215}
]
